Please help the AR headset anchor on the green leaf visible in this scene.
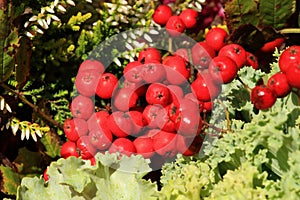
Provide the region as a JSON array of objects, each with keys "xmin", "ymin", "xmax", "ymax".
[
  {"xmin": 0, "ymin": 165, "xmax": 21, "ymax": 196},
  {"xmin": 40, "ymin": 131, "xmax": 61, "ymax": 158},
  {"xmin": 15, "ymin": 37, "xmax": 32, "ymax": 90},
  {"xmin": 17, "ymin": 153, "xmax": 158, "ymax": 200},
  {"xmin": 206, "ymin": 162, "xmax": 275, "ymax": 200},
  {"xmin": 0, "ymin": 29, "xmax": 18, "ymax": 82},
  {"xmin": 224, "ymin": 0, "xmax": 259, "ymax": 32},
  {"xmin": 259, "ymin": 0, "xmax": 296, "ymax": 29}
]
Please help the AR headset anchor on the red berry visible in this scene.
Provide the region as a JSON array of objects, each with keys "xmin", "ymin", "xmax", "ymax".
[
  {"xmin": 267, "ymin": 72, "xmax": 291, "ymax": 97},
  {"xmin": 146, "ymin": 83, "xmax": 170, "ymax": 106},
  {"xmin": 60, "ymin": 141, "xmax": 79, "ymax": 158},
  {"xmin": 43, "ymin": 168, "xmax": 49, "ymax": 181},
  {"xmin": 179, "ymin": 9, "xmax": 198, "ymax": 29},
  {"xmin": 205, "ymin": 27, "xmax": 228, "ymax": 52},
  {"xmin": 64, "ymin": 118, "xmax": 88, "ymax": 142},
  {"xmin": 153, "ymin": 130, "xmax": 177, "ymax": 158},
  {"xmin": 142, "ymin": 61, "xmax": 166, "ymax": 83},
  {"xmin": 70, "ymin": 95, "xmax": 94, "ymax": 120},
  {"xmin": 260, "ymin": 38, "xmax": 285, "ymax": 53},
  {"xmin": 112, "ymin": 87, "xmax": 139, "ymax": 111},
  {"xmin": 191, "ymin": 41, "xmax": 216, "ymax": 69},
  {"xmin": 88, "ymin": 125, "xmax": 113, "ymax": 151},
  {"xmin": 286, "ymin": 63, "xmax": 300, "ymax": 89},
  {"xmin": 245, "ymin": 52, "xmax": 259, "ymax": 70},
  {"xmin": 108, "ymin": 138, "xmax": 136, "ymax": 157},
  {"xmin": 163, "ymin": 55, "xmax": 190, "ymax": 85},
  {"xmin": 87, "ymin": 111, "xmax": 110, "ymax": 132},
  {"xmin": 75, "ymin": 69, "xmax": 101, "ymax": 97},
  {"xmin": 77, "ymin": 136, "xmax": 97, "ymax": 159},
  {"xmin": 143, "ymin": 104, "xmax": 163, "ymax": 129},
  {"xmin": 251, "ymin": 85, "xmax": 277, "ymax": 110},
  {"xmin": 218, "ymin": 44, "xmax": 247, "ymax": 69},
  {"xmin": 152, "ymin": 4, "xmax": 173, "ymax": 26},
  {"xmin": 108, "ymin": 111, "xmax": 134, "ymax": 138},
  {"xmin": 138, "ymin": 47, "xmax": 162, "ymax": 63},
  {"xmin": 133, "ymin": 137, "xmax": 155, "ymax": 159},
  {"xmin": 96, "ymin": 73, "xmax": 118, "ymax": 99},
  {"xmin": 78, "ymin": 59, "xmax": 105, "ymax": 74},
  {"xmin": 191, "ymin": 72, "xmax": 221, "ymax": 102},
  {"xmin": 279, "ymin": 46, "xmax": 300, "ymax": 73},
  {"xmin": 208, "ymin": 56, "xmax": 238, "ymax": 84},
  {"xmin": 123, "ymin": 61, "xmax": 144, "ymax": 84},
  {"xmin": 166, "ymin": 15, "xmax": 186, "ymax": 37}
]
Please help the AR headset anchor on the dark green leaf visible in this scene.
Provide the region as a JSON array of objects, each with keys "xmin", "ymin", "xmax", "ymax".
[
  {"xmin": 259, "ymin": 0, "xmax": 296, "ymax": 29},
  {"xmin": 0, "ymin": 29, "xmax": 18, "ymax": 82},
  {"xmin": 40, "ymin": 131, "xmax": 61, "ymax": 158},
  {"xmin": 0, "ymin": 4, "xmax": 18, "ymax": 82}
]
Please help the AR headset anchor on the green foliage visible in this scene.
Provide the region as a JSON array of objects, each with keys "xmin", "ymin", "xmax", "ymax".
[
  {"xmin": 159, "ymin": 156, "xmax": 214, "ymax": 200},
  {"xmin": 40, "ymin": 132, "xmax": 61, "ymax": 158},
  {"xmin": 67, "ymin": 12, "xmax": 92, "ymax": 31},
  {"xmin": 259, "ymin": 0, "xmax": 296, "ymax": 29},
  {"xmin": 0, "ymin": 165, "xmax": 21, "ymax": 196},
  {"xmin": 0, "ymin": 28, "xmax": 19, "ymax": 82},
  {"xmin": 224, "ymin": 0, "xmax": 297, "ymax": 32},
  {"xmin": 17, "ymin": 153, "xmax": 158, "ymax": 200},
  {"xmin": 206, "ymin": 162, "xmax": 278, "ymax": 200}
]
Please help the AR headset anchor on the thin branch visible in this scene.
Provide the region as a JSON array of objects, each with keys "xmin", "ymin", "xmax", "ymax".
[{"xmin": 0, "ymin": 83, "xmax": 64, "ymax": 130}]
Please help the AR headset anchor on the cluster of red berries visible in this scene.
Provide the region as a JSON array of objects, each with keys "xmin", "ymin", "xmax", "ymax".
[
  {"xmin": 152, "ymin": 4, "xmax": 199, "ymax": 36},
  {"xmin": 61, "ymin": 48, "xmax": 207, "ymax": 166},
  {"xmin": 251, "ymin": 46, "xmax": 300, "ymax": 110},
  {"xmin": 59, "ymin": 25, "xmax": 265, "ymax": 166}
]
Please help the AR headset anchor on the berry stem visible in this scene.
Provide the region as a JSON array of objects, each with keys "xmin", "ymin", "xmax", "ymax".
[
  {"xmin": 187, "ymin": 48, "xmax": 195, "ymax": 82},
  {"xmin": 217, "ymin": 98, "xmax": 231, "ymax": 132},
  {"xmin": 168, "ymin": 37, "xmax": 173, "ymax": 53},
  {"xmin": 236, "ymin": 76, "xmax": 252, "ymax": 93},
  {"xmin": 202, "ymin": 120, "xmax": 228, "ymax": 134}
]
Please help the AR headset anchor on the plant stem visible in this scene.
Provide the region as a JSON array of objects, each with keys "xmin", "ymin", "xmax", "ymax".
[
  {"xmin": 168, "ymin": 37, "xmax": 173, "ymax": 53},
  {"xmin": 279, "ymin": 28, "xmax": 300, "ymax": 34},
  {"xmin": 217, "ymin": 98, "xmax": 231, "ymax": 132},
  {"xmin": 237, "ymin": 76, "xmax": 252, "ymax": 93},
  {"xmin": 202, "ymin": 120, "xmax": 228, "ymax": 134},
  {"xmin": 0, "ymin": 83, "xmax": 64, "ymax": 130}
]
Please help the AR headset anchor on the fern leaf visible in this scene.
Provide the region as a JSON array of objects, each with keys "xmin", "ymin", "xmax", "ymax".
[{"xmin": 259, "ymin": 0, "xmax": 296, "ymax": 29}]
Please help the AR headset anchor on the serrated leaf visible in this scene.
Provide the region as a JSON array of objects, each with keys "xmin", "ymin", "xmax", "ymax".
[
  {"xmin": 259, "ymin": 0, "xmax": 296, "ymax": 29},
  {"xmin": 15, "ymin": 37, "xmax": 31, "ymax": 90},
  {"xmin": 40, "ymin": 131, "xmax": 61, "ymax": 158},
  {"xmin": 0, "ymin": 165, "xmax": 21, "ymax": 196}
]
